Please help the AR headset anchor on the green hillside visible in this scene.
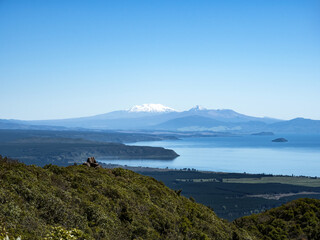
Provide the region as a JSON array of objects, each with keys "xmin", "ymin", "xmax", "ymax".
[
  {"xmin": 234, "ymin": 198, "xmax": 320, "ymax": 240},
  {"xmin": 1, "ymin": 155, "xmax": 320, "ymax": 240},
  {"xmin": 0, "ymin": 156, "xmax": 252, "ymax": 240}
]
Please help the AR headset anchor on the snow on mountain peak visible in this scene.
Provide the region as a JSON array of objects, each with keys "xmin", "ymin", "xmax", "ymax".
[
  {"xmin": 129, "ymin": 104, "xmax": 176, "ymax": 113},
  {"xmin": 190, "ymin": 105, "xmax": 207, "ymax": 111}
]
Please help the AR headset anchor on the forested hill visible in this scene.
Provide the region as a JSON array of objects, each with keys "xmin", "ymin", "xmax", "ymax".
[
  {"xmin": 0, "ymin": 156, "xmax": 252, "ymax": 240},
  {"xmin": 1, "ymin": 156, "xmax": 319, "ymax": 240},
  {"xmin": 234, "ymin": 198, "xmax": 320, "ymax": 240}
]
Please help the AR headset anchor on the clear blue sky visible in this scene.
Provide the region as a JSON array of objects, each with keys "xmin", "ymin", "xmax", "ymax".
[{"xmin": 1, "ymin": 0, "xmax": 319, "ymax": 120}]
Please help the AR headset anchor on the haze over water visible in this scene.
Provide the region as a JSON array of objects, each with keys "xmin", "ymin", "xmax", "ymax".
[{"xmin": 100, "ymin": 134, "xmax": 320, "ymax": 177}]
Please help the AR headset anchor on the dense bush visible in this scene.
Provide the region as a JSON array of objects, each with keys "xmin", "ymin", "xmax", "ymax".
[
  {"xmin": 234, "ymin": 198, "xmax": 320, "ymax": 240},
  {"xmin": 0, "ymin": 156, "xmax": 252, "ymax": 240},
  {"xmin": 2, "ymin": 155, "xmax": 319, "ymax": 240}
]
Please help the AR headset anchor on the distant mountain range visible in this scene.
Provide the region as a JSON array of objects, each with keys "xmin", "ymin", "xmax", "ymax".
[{"xmin": 1, "ymin": 104, "xmax": 320, "ymax": 134}]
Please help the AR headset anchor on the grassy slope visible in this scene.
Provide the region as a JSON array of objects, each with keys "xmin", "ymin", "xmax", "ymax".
[{"xmin": 0, "ymin": 157, "xmax": 252, "ymax": 240}]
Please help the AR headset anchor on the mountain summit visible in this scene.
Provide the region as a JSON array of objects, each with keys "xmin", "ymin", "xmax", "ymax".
[
  {"xmin": 128, "ymin": 104, "xmax": 176, "ymax": 113},
  {"xmin": 189, "ymin": 105, "xmax": 207, "ymax": 111}
]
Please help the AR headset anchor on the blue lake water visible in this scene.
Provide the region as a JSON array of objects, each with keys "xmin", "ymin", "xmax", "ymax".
[{"xmin": 99, "ymin": 134, "xmax": 320, "ymax": 177}]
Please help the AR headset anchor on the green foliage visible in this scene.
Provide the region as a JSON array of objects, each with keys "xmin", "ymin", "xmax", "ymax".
[
  {"xmin": 0, "ymin": 226, "xmax": 21, "ymax": 240},
  {"xmin": 44, "ymin": 226, "xmax": 85, "ymax": 240},
  {"xmin": 1, "ymin": 156, "xmax": 319, "ymax": 240},
  {"xmin": 0, "ymin": 156, "xmax": 253, "ymax": 240},
  {"xmin": 234, "ymin": 198, "xmax": 320, "ymax": 240}
]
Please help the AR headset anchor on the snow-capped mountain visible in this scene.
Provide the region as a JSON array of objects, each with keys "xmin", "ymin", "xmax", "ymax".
[
  {"xmin": 129, "ymin": 104, "xmax": 176, "ymax": 113},
  {"xmin": 12, "ymin": 103, "xmax": 312, "ymax": 133},
  {"xmin": 189, "ymin": 105, "xmax": 207, "ymax": 111}
]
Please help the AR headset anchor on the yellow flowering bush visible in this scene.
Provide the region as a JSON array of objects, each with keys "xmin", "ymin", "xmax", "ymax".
[{"xmin": 44, "ymin": 226, "xmax": 84, "ymax": 240}]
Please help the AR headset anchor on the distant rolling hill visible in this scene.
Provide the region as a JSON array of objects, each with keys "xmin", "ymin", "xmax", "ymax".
[
  {"xmin": 0, "ymin": 119, "xmax": 68, "ymax": 130},
  {"xmin": 154, "ymin": 115, "xmax": 228, "ymax": 131},
  {"xmin": 268, "ymin": 118, "xmax": 320, "ymax": 134},
  {"xmin": 0, "ymin": 129, "xmax": 180, "ymax": 165},
  {"xmin": 183, "ymin": 105, "xmax": 279, "ymax": 124},
  {"xmin": 154, "ymin": 116, "xmax": 271, "ymax": 132}
]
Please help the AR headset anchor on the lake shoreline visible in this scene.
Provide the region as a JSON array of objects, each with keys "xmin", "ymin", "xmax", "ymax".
[
  {"xmin": 99, "ymin": 161, "xmax": 320, "ymax": 179},
  {"xmin": 115, "ymin": 135, "xmax": 320, "ymax": 177}
]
